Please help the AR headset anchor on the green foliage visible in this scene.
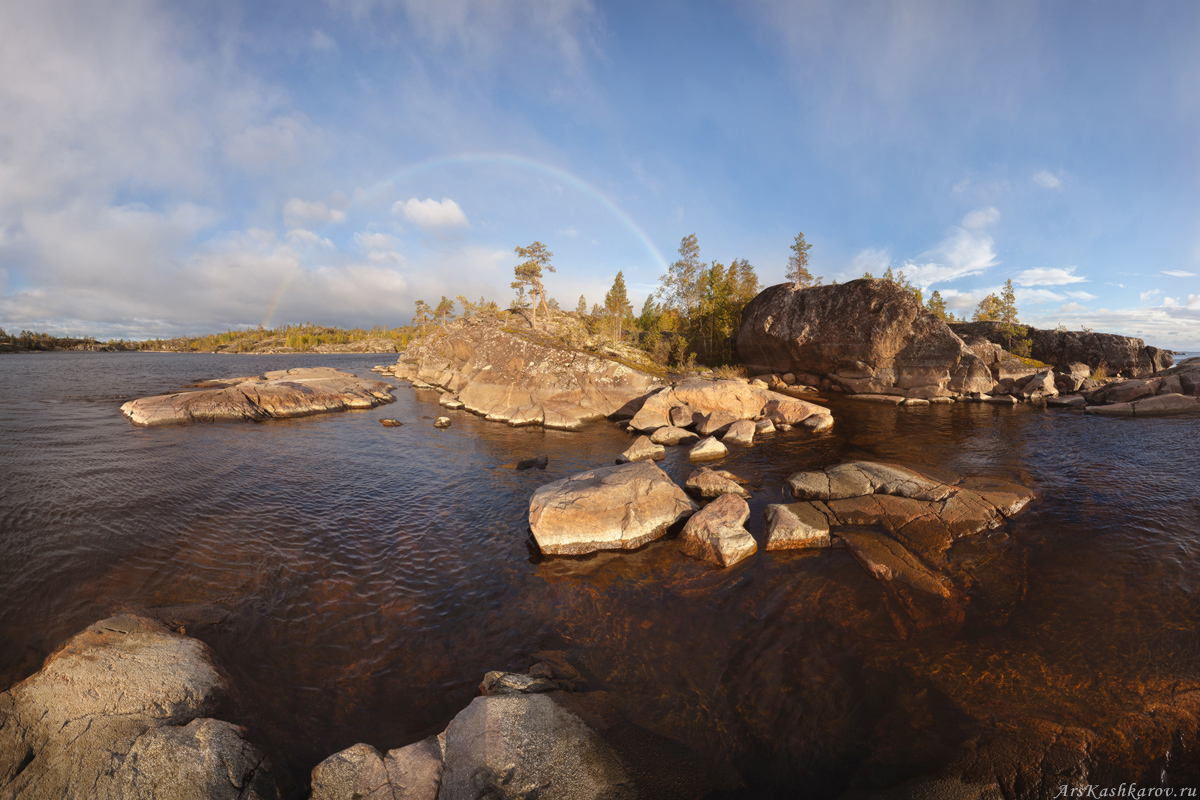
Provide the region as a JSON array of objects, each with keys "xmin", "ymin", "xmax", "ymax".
[
  {"xmin": 880, "ymin": 266, "xmax": 923, "ymax": 306},
  {"xmin": 657, "ymin": 233, "xmax": 703, "ymax": 317},
  {"xmin": 604, "ymin": 271, "xmax": 634, "ymax": 340},
  {"xmin": 512, "ymin": 241, "xmax": 555, "ymax": 328},
  {"xmin": 434, "ymin": 296, "xmax": 455, "ymax": 326},
  {"xmin": 1091, "ymin": 360, "xmax": 1108, "ymax": 381},
  {"xmin": 786, "ymin": 232, "xmax": 821, "ymax": 287},
  {"xmin": 413, "ymin": 299, "xmax": 433, "ymax": 328},
  {"xmin": 927, "ymin": 290, "xmax": 949, "ymax": 321},
  {"xmin": 576, "ymin": 294, "xmax": 587, "ymax": 314},
  {"xmin": 975, "ymin": 279, "xmax": 1031, "ymax": 354}
]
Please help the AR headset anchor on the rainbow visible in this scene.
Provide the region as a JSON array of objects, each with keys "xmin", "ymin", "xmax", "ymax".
[{"xmin": 261, "ymin": 153, "xmax": 668, "ymax": 328}]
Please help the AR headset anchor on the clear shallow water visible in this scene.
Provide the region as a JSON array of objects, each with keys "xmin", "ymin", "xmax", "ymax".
[{"xmin": 1, "ymin": 352, "xmax": 1199, "ymax": 796}]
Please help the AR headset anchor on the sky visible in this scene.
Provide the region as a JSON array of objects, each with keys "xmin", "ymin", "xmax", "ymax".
[{"xmin": 2, "ymin": 1, "xmax": 1199, "ymax": 349}]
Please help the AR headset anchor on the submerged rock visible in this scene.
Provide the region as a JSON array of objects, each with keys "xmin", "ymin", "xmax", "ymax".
[
  {"xmin": 516, "ymin": 454, "xmax": 549, "ymax": 470},
  {"xmin": 0, "ymin": 614, "xmax": 277, "ymax": 800},
  {"xmin": 764, "ymin": 502, "xmax": 832, "ymax": 550},
  {"xmin": 528, "ymin": 462, "xmax": 697, "ymax": 555},
  {"xmin": 434, "ymin": 417, "xmax": 451, "ymax": 428},
  {"xmin": 738, "ymin": 280, "xmax": 993, "ymax": 399},
  {"xmin": 121, "ymin": 367, "xmax": 395, "ymax": 426},
  {"xmin": 678, "ymin": 493, "xmax": 757, "ymax": 567},
  {"xmin": 380, "ymin": 418, "xmax": 403, "ymax": 427}
]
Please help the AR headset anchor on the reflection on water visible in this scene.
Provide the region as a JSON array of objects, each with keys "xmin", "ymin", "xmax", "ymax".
[{"xmin": 1, "ymin": 353, "xmax": 1199, "ymax": 796}]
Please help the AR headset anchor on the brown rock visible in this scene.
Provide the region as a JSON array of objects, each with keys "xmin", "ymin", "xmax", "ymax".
[
  {"xmin": 528, "ymin": 462, "xmax": 697, "ymax": 555},
  {"xmin": 738, "ymin": 280, "xmax": 993, "ymax": 398},
  {"xmin": 678, "ymin": 493, "xmax": 757, "ymax": 567},
  {"xmin": 648, "ymin": 426, "xmax": 699, "ymax": 446},
  {"xmin": 837, "ymin": 529, "xmax": 953, "ymax": 598},
  {"xmin": 685, "ymin": 467, "xmax": 751, "ymax": 499},
  {"xmin": 629, "ymin": 377, "xmax": 831, "ymax": 432},
  {"xmin": 722, "ymin": 419, "xmax": 756, "ymax": 445},
  {"xmin": 687, "ymin": 436, "xmax": 728, "ymax": 462},
  {"xmin": 615, "ymin": 435, "xmax": 666, "ymax": 463},
  {"xmin": 764, "ymin": 502, "xmax": 832, "ymax": 550}
]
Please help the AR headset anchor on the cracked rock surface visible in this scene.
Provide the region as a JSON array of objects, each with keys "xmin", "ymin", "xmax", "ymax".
[
  {"xmin": 0, "ymin": 613, "xmax": 277, "ymax": 799},
  {"xmin": 121, "ymin": 367, "xmax": 395, "ymax": 426}
]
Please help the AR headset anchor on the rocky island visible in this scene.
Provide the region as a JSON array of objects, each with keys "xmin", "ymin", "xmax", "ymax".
[{"xmin": 120, "ymin": 367, "xmax": 395, "ymax": 426}]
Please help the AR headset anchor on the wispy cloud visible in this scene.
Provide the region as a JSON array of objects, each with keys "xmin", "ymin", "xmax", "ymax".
[
  {"xmin": 1032, "ymin": 170, "xmax": 1063, "ymax": 190},
  {"xmin": 901, "ymin": 227, "xmax": 998, "ymax": 287},
  {"xmin": 284, "ymin": 198, "xmax": 346, "ymax": 227},
  {"xmin": 1163, "ymin": 269, "xmax": 1197, "ymax": 278},
  {"xmin": 1014, "ymin": 266, "xmax": 1088, "ymax": 286},
  {"xmin": 1141, "ymin": 288, "xmax": 1162, "ymax": 302},
  {"xmin": 961, "ymin": 206, "xmax": 1000, "ymax": 230}
]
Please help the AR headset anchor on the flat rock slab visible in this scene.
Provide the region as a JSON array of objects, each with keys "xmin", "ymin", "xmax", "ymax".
[
  {"xmin": 529, "ymin": 462, "xmax": 697, "ymax": 555},
  {"xmin": 121, "ymin": 367, "xmax": 395, "ymax": 426},
  {"xmin": 678, "ymin": 493, "xmax": 757, "ymax": 567},
  {"xmin": 788, "ymin": 461, "xmax": 954, "ymax": 503},
  {"xmin": 0, "ymin": 614, "xmax": 277, "ymax": 799},
  {"xmin": 649, "ymin": 426, "xmax": 699, "ymax": 445},
  {"xmin": 838, "ymin": 529, "xmax": 954, "ymax": 598}
]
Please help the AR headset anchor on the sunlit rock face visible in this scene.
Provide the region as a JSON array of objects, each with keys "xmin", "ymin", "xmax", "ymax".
[
  {"xmin": 950, "ymin": 320, "xmax": 1174, "ymax": 378},
  {"xmin": 737, "ymin": 279, "xmax": 993, "ymax": 398}
]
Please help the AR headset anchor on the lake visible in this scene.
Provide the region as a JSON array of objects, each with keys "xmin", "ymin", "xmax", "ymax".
[{"xmin": 1, "ymin": 351, "xmax": 1198, "ymax": 797}]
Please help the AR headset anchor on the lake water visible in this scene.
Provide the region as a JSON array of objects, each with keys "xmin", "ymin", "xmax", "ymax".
[{"xmin": 1, "ymin": 352, "xmax": 1199, "ymax": 797}]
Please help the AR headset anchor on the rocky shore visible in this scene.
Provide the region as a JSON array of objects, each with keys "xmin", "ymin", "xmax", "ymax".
[{"xmin": 120, "ymin": 367, "xmax": 395, "ymax": 426}]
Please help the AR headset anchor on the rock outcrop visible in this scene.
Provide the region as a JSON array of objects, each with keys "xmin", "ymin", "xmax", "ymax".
[
  {"xmin": 629, "ymin": 377, "xmax": 832, "ymax": 432},
  {"xmin": 951, "ymin": 320, "xmax": 1173, "ymax": 378},
  {"xmin": 383, "ymin": 314, "xmax": 666, "ymax": 431},
  {"xmin": 528, "ymin": 462, "xmax": 697, "ymax": 555},
  {"xmin": 0, "ymin": 614, "xmax": 277, "ymax": 799},
  {"xmin": 678, "ymin": 493, "xmax": 757, "ymax": 568},
  {"xmin": 1083, "ymin": 357, "xmax": 1200, "ymax": 416},
  {"xmin": 121, "ymin": 367, "xmax": 394, "ymax": 426},
  {"xmin": 737, "ymin": 280, "xmax": 993, "ymax": 398},
  {"xmin": 766, "ymin": 462, "xmax": 1032, "ymax": 599}
]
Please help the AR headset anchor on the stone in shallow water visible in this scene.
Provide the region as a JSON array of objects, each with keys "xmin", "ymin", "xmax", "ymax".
[
  {"xmin": 685, "ymin": 467, "xmax": 751, "ymax": 499},
  {"xmin": 615, "ymin": 435, "xmax": 666, "ymax": 463},
  {"xmin": 380, "ymin": 418, "xmax": 403, "ymax": 427},
  {"xmin": 688, "ymin": 436, "xmax": 728, "ymax": 462},
  {"xmin": 649, "ymin": 425, "xmax": 699, "ymax": 445},
  {"xmin": 722, "ymin": 419, "xmax": 756, "ymax": 445},
  {"xmin": 764, "ymin": 502, "xmax": 832, "ymax": 550},
  {"xmin": 528, "ymin": 461, "xmax": 697, "ymax": 555},
  {"xmin": 434, "ymin": 416, "xmax": 452, "ymax": 428},
  {"xmin": 837, "ymin": 529, "xmax": 953, "ymax": 598},
  {"xmin": 678, "ymin": 493, "xmax": 757, "ymax": 567}
]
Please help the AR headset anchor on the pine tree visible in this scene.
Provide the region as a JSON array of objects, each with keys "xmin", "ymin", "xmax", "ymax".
[
  {"xmin": 657, "ymin": 234, "xmax": 703, "ymax": 317},
  {"xmin": 576, "ymin": 294, "xmax": 587, "ymax": 314},
  {"xmin": 787, "ymin": 233, "xmax": 820, "ymax": 287},
  {"xmin": 413, "ymin": 299, "xmax": 432, "ymax": 328},
  {"xmin": 604, "ymin": 271, "xmax": 634, "ymax": 340},
  {"xmin": 927, "ymin": 290, "xmax": 949, "ymax": 321},
  {"xmin": 434, "ymin": 296, "xmax": 455, "ymax": 326},
  {"xmin": 512, "ymin": 241, "xmax": 555, "ymax": 328}
]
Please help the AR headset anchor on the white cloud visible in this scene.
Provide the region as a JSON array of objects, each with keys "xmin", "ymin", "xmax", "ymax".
[
  {"xmin": 354, "ymin": 231, "xmax": 402, "ymax": 263},
  {"xmin": 1163, "ymin": 269, "xmax": 1197, "ymax": 278},
  {"xmin": 1017, "ymin": 288, "xmax": 1066, "ymax": 304},
  {"xmin": 1059, "ymin": 302, "xmax": 1087, "ymax": 313},
  {"xmin": 849, "ymin": 247, "xmax": 891, "ymax": 278},
  {"xmin": 1140, "ymin": 288, "xmax": 1162, "ymax": 302},
  {"xmin": 1066, "ymin": 290, "xmax": 1097, "ymax": 300},
  {"xmin": 902, "ymin": 227, "xmax": 998, "ymax": 287},
  {"xmin": 283, "ymin": 198, "xmax": 347, "ymax": 227},
  {"xmin": 961, "ymin": 206, "xmax": 1000, "ymax": 230},
  {"xmin": 287, "ymin": 228, "xmax": 335, "ymax": 248},
  {"xmin": 1014, "ymin": 266, "xmax": 1088, "ymax": 287},
  {"xmin": 559, "ymin": 226, "xmax": 580, "ymax": 237},
  {"xmin": 393, "ymin": 197, "xmax": 469, "ymax": 229},
  {"xmin": 1032, "ymin": 170, "xmax": 1063, "ymax": 190}
]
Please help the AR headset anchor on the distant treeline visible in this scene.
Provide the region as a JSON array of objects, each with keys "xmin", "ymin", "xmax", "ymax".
[{"xmin": 0, "ymin": 324, "xmax": 415, "ymax": 353}]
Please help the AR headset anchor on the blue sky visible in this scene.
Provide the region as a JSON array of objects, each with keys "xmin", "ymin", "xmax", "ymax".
[{"xmin": 2, "ymin": 0, "xmax": 1199, "ymax": 348}]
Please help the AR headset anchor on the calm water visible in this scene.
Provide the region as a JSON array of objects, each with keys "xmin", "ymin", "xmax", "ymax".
[{"xmin": 2, "ymin": 352, "xmax": 1199, "ymax": 796}]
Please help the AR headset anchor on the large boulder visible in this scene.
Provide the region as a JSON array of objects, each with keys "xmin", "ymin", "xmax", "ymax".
[
  {"xmin": 310, "ymin": 739, "xmax": 443, "ymax": 800},
  {"xmin": 528, "ymin": 462, "xmax": 697, "ymax": 555},
  {"xmin": 738, "ymin": 280, "xmax": 993, "ymax": 398},
  {"xmin": 950, "ymin": 321, "xmax": 1173, "ymax": 378},
  {"xmin": 0, "ymin": 614, "xmax": 277, "ymax": 799},
  {"xmin": 121, "ymin": 367, "xmax": 395, "ymax": 426},
  {"xmin": 386, "ymin": 314, "xmax": 666, "ymax": 431},
  {"xmin": 628, "ymin": 377, "xmax": 831, "ymax": 432}
]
